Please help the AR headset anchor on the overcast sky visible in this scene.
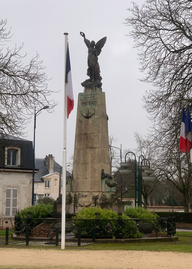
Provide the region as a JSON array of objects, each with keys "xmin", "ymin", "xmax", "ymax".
[{"xmin": 1, "ymin": 0, "xmax": 153, "ymax": 165}]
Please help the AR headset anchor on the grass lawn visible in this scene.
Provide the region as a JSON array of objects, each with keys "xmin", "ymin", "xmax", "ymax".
[
  {"xmin": 82, "ymin": 239, "xmax": 192, "ymax": 252},
  {"xmin": 0, "ymin": 230, "xmax": 13, "ymax": 236},
  {"xmin": 1, "ymin": 230, "xmax": 192, "ymax": 253},
  {"xmin": 80, "ymin": 231, "xmax": 192, "ymax": 252}
]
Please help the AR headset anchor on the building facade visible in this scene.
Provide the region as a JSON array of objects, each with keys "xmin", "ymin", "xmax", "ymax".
[
  {"xmin": 34, "ymin": 154, "xmax": 72, "ymax": 204},
  {"xmin": 0, "ymin": 136, "xmax": 72, "ymax": 228},
  {"xmin": 0, "ymin": 136, "xmax": 33, "ymax": 229}
]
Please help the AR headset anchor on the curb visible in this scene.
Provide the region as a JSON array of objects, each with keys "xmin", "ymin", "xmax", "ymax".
[{"xmin": 12, "ymin": 234, "xmax": 178, "ymax": 243}]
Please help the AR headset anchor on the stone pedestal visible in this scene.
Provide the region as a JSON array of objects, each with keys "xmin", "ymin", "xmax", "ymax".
[{"xmin": 72, "ymin": 87, "xmax": 113, "ymax": 207}]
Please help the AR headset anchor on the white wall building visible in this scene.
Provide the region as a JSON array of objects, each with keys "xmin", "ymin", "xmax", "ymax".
[
  {"xmin": 34, "ymin": 154, "xmax": 72, "ymax": 204},
  {"xmin": 0, "ymin": 135, "xmax": 33, "ymax": 229}
]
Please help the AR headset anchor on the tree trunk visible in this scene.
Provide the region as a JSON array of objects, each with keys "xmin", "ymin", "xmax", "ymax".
[
  {"xmin": 143, "ymin": 196, "xmax": 148, "ymax": 209},
  {"xmin": 183, "ymin": 193, "xmax": 189, "ymax": 212}
]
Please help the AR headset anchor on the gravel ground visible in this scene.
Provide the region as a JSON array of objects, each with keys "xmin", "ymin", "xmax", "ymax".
[{"xmin": 0, "ymin": 248, "xmax": 192, "ymax": 269}]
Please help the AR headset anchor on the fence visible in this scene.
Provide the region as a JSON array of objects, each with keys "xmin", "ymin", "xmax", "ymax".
[{"xmin": 4, "ymin": 214, "xmax": 176, "ymax": 246}]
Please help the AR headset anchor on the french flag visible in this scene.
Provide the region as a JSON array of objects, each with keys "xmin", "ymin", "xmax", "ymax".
[
  {"xmin": 65, "ymin": 43, "xmax": 74, "ymax": 118},
  {"xmin": 179, "ymin": 108, "xmax": 187, "ymax": 153},
  {"xmin": 185, "ymin": 107, "xmax": 192, "ymax": 152},
  {"xmin": 179, "ymin": 107, "xmax": 192, "ymax": 153}
]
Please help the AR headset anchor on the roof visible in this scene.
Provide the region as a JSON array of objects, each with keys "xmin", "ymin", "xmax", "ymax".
[
  {"xmin": 34, "ymin": 158, "xmax": 71, "ymax": 182},
  {"xmin": 0, "ymin": 134, "xmax": 30, "ymax": 141},
  {"xmin": 0, "ymin": 136, "xmax": 33, "ymax": 170}
]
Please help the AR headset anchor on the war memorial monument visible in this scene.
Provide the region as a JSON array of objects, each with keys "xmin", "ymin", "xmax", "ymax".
[
  {"xmin": 70, "ymin": 32, "xmax": 116, "ymax": 210},
  {"xmin": 54, "ymin": 32, "xmax": 120, "ymax": 215}
]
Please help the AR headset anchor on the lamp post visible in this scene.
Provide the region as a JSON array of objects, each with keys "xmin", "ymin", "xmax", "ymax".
[
  {"xmin": 137, "ymin": 155, "xmax": 145, "ymax": 207},
  {"xmin": 125, "ymin": 152, "xmax": 137, "ymax": 207},
  {"xmin": 120, "ymin": 152, "xmax": 144, "ymax": 207},
  {"xmin": 32, "ymin": 105, "xmax": 49, "ymax": 205},
  {"xmin": 117, "ymin": 158, "xmax": 132, "ymax": 202},
  {"xmin": 115, "ymin": 170, "xmax": 128, "ymax": 202},
  {"xmin": 119, "ymin": 152, "xmax": 156, "ymax": 207},
  {"xmin": 138, "ymin": 158, "xmax": 156, "ymax": 206}
]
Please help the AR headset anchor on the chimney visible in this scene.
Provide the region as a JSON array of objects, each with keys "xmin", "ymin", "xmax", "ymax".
[{"xmin": 45, "ymin": 154, "xmax": 54, "ymax": 173}]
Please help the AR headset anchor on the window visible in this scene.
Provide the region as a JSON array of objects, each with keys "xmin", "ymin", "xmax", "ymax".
[
  {"xmin": 5, "ymin": 147, "xmax": 21, "ymax": 167},
  {"xmin": 8, "ymin": 149, "xmax": 17, "ymax": 165},
  {"xmin": 44, "ymin": 193, "xmax": 50, "ymax": 197},
  {"xmin": 5, "ymin": 188, "xmax": 18, "ymax": 217},
  {"xmin": 45, "ymin": 180, "xmax": 50, "ymax": 188}
]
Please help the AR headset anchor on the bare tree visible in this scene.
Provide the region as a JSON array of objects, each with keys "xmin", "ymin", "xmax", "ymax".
[
  {"xmin": 152, "ymin": 138, "xmax": 192, "ymax": 212},
  {"xmin": 126, "ymin": 0, "xmax": 192, "ymax": 211},
  {"xmin": 109, "ymin": 135, "xmax": 122, "ymax": 174},
  {"xmin": 132, "ymin": 133, "xmax": 160, "ymax": 208},
  {"xmin": 0, "ymin": 19, "xmax": 56, "ymax": 136},
  {"xmin": 135, "ymin": 131, "xmax": 192, "ymax": 211},
  {"xmin": 126, "ymin": 0, "xmax": 192, "ymax": 117},
  {"xmin": 148, "ymin": 179, "xmax": 184, "ymax": 206}
]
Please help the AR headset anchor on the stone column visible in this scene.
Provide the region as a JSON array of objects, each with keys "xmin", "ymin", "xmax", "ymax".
[{"xmin": 73, "ymin": 87, "xmax": 111, "ymax": 207}]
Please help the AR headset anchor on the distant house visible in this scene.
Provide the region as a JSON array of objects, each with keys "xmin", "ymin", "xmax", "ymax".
[
  {"xmin": 34, "ymin": 154, "xmax": 72, "ymax": 204},
  {"xmin": 0, "ymin": 135, "xmax": 72, "ymax": 228},
  {"xmin": 0, "ymin": 135, "xmax": 33, "ymax": 228}
]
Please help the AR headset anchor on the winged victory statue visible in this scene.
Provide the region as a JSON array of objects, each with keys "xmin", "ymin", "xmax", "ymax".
[{"xmin": 80, "ymin": 32, "xmax": 107, "ymax": 88}]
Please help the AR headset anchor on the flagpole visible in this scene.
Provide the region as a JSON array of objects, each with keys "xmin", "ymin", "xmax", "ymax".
[{"xmin": 61, "ymin": 32, "xmax": 68, "ymax": 250}]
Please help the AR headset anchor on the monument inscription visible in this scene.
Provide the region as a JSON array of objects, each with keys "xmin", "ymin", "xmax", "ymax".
[
  {"xmin": 80, "ymin": 92, "xmax": 98, "ymax": 118},
  {"xmin": 79, "ymin": 92, "xmax": 98, "ymax": 106}
]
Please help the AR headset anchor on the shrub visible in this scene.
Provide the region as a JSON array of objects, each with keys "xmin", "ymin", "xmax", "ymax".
[
  {"xmin": 14, "ymin": 204, "xmax": 54, "ymax": 232},
  {"xmin": 74, "ymin": 207, "xmax": 118, "ymax": 219},
  {"xmin": 124, "ymin": 207, "xmax": 163, "ymax": 233},
  {"xmin": 124, "ymin": 207, "xmax": 159, "ymax": 219},
  {"xmin": 38, "ymin": 197, "xmax": 55, "ymax": 205},
  {"xmin": 73, "ymin": 207, "xmax": 142, "ymax": 239},
  {"xmin": 18, "ymin": 203, "xmax": 53, "ymax": 218}
]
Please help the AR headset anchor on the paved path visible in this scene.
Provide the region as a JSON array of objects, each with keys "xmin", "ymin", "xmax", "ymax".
[{"xmin": 0, "ymin": 249, "xmax": 192, "ymax": 269}]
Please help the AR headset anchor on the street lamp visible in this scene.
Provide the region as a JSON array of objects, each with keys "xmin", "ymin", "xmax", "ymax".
[
  {"xmin": 32, "ymin": 105, "xmax": 49, "ymax": 205},
  {"xmin": 114, "ymin": 170, "xmax": 129, "ymax": 202},
  {"xmin": 138, "ymin": 158, "xmax": 156, "ymax": 206},
  {"xmin": 115, "ymin": 160, "xmax": 132, "ymax": 202},
  {"xmin": 119, "ymin": 152, "xmax": 140, "ymax": 207},
  {"xmin": 119, "ymin": 152, "xmax": 156, "ymax": 207}
]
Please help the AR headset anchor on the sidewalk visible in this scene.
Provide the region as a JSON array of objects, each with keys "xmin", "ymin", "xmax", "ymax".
[{"xmin": 177, "ymin": 228, "xmax": 192, "ymax": 232}]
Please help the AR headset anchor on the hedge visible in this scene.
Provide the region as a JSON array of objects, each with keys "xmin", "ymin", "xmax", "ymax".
[
  {"xmin": 155, "ymin": 212, "xmax": 192, "ymax": 223},
  {"xmin": 73, "ymin": 207, "xmax": 142, "ymax": 239}
]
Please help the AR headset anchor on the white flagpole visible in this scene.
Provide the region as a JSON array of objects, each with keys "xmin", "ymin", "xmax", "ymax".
[{"xmin": 61, "ymin": 32, "xmax": 68, "ymax": 250}]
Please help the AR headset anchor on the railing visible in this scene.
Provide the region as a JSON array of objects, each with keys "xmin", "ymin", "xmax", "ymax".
[{"xmin": 4, "ymin": 215, "xmax": 176, "ymax": 246}]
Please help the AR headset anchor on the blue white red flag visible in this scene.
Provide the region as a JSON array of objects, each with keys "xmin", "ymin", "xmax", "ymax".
[
  {"xmin": 65, "ymin": 43, "xmax": 74, "ymax": 118},
  {"xmin": 61, "ymin": 36, "xmax": 74, "ymax": 250},
  {"xmin": 179, "ymin": 108, "xmax": 187, "ymax": 153},
  {"xmin": 185, "ymin": 107, "xmax": 192, "ymax": 152}
]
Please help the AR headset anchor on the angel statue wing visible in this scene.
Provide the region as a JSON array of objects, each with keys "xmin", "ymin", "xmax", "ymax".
[{"xmin": 95, "ymin": 37, "xmax": 107, "ymax": 56}]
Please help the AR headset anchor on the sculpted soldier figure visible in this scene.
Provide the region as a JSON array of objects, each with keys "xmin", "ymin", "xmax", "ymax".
[{"xmin": 80, "ymin": 32, "xmax": 107, "ymax": 88}]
